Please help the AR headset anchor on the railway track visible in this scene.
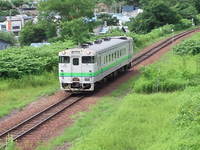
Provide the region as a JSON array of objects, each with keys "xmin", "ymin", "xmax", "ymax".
[
  {"xmin": 0, "ymin": 28, "xmax": 199, "ymax": 149},
  {"xmin": 0, "ymin": 94, "xmax": 85, "ymax": 148},
  {"xmin": 131, "ymin": 28, "xmax": 200, "ymax": 66}
]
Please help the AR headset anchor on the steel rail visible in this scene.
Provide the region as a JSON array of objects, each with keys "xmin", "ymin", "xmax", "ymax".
[
  {"xmin": 0, "ymin": 94, "xmax": 85, "ymax": 148},
  {"xmin": 131, "ymin": 28, "xmax": 199, "ymax": 66}
]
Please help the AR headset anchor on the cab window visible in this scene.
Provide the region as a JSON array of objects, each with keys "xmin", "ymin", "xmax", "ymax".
[
  {"xmin": 59, "ymin": 56, "xmax": 70, "ymax": 63},
  {"xmin": 82, "ymin": 56, "xmax": 95, "ymax": 63},
  {"xmin": 73, "ymin": 58, "xmax": 79, "ymax": 65}
]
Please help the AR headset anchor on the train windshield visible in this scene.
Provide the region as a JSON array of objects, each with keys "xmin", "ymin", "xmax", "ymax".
[
  {"xmin": 59, "ymin": 56, "xmax": 70, "ymax": 63},
  {"xmin": 82, "ymin": 56, "xmax": 95, "ymax": 63}
]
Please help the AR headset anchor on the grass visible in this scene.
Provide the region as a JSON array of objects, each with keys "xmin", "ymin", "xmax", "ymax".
[
  {"xmin": 0, "ymin": 72, "xmax": 59, "ymax": 118},
  {"xmin": 36, "ymin": 75, "xmax": 138, "ymax": 150},
  {"xmin": 36, "ymin": 31, "xmax": 200, "ymax": 150},
  {"xmin": 134, "ymin": 32, "xmax": 200, "ymax": 93},
  {"xmin": 0, "ymin": 25, "xmax": 199, "ymax": 149},
  {"xmin": 70, "ymin": 90, "xmax": 200, "ymax": 150}
]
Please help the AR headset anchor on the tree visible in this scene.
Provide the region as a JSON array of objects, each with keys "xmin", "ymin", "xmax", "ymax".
[
  {"xmin": 128, "ymin": 2, "xmax": 180, "ymax": 33},
  {"xmin": 39, "ymin": 0, "xmax": 95, "ymax": 21},
  {"xmin": 193, "ymin": 0, "xmax": 200, "ymax": 13},
  {"xmin": 61, "ymin": 18, "xmax": 90, "ymax": 44},
  {"xmin": 19, "ymin": 21, "xmax": 57, "ymax": 46}
]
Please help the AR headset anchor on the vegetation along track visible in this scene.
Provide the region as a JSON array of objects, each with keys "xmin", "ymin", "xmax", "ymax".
[
  {"xmin": 0, "ymin": 94, "xmax": 85, "ymax": 147},
  {"xmin": 131, "ymin": 28, "xmax": 200, "ymax": 66},
  {"xmin": 0, "ymin": 28, "xmax": 199, "ymax": 148}
]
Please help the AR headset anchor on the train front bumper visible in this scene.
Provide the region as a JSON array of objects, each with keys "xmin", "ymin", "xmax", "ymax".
[{"xmin": 61, "ymin": 82, "xmax": 94, "ymax": 92}]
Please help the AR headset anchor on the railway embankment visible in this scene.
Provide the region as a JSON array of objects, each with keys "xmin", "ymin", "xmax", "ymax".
[
  {"xmin": 0, "ymin": 27, "xmax": 198, "ymax": 150},
  {"xmin": 0, "ymin": 24, "xmax": 186, "ymax": 119},
  {"xmin": 36, "ymin": 32, "xmax": 200, "ymax": 150}
]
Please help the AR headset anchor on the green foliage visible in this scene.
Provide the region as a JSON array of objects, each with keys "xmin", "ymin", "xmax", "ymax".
[
  {"xmin": 98, "ymin": 14, "xmax": 119, "ymax": 26},
  {"xmin": 4, "ymin": 137, "xmax": 16, "ymax": 150},
  {"xmin": 127, "ymin": 0, "xmax": 199, "ymax": 33},
  {"xmin": 173, "ymin": 39, "xmax": 200, "ymax": 56},
  {"xmin": 134, "ymin": 33, "xmax": 200, "ymax": 93},
  {"xmin": 194, "ymin": 0, "xmax": 200, "ymax": 13},
  {"xmin": 19, "ymin": 21, "xmax": 57, "ymax": 46},
  {"xmin": 173, "ymin": 1, "xmax": 198, "ymax": 20},
  {"xmin": 102, "ymin": 24, "xmax": 176, "ymax": 52},
  {"xmin": 134, "ymin": 53, "xmax": 200, "ymax": 93},
  {"xmin": 61, "ymin": 18, "xmax": 91, "ymax": 44},
  {"xmin": 0, "ymin": 72, "xmax": 59, "ymax": 118},
  {"xmin": 0, "ymin": 0, "xmax": 21, "ymax": 17},
  {"xmin": 0, "ymin": 40, "xmax": 74, "ymax": 78},
  {"xmin": 39, "ymin": 0, "xmax": 95, "ymax": 21},
  {"xmin": 0, "ymin": 0, "xmax": 12, "ymax": 10},
  {"xmin": 174, "ymin": 19, "xmax": 193, "ymax": 30},
  {"xmin": 0, "ymin": 31, "xmax": 16, "ymax": 45},
  {"xmin": 11, "ymin": 0, "xmax": 25, "ymax": 7},
  {"xmin": 19, "ymin": 21, "xmax": 46, "ymax": 46},
  {"xmin": 128, "ymin": 2, "xmax": 179, "ymax": 33}
]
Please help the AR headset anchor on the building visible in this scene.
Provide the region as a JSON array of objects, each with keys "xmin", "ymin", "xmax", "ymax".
[
  {"xmin": 0, "ymin": 39, "xmax": 10, "ymax": 50},
  {"xmin": 5, "ymin": 15, "xmax": 32, "ymax": 36},
  {"xmin": 0, "ymin": 15, "xmax": 32, "ymax": 36}
]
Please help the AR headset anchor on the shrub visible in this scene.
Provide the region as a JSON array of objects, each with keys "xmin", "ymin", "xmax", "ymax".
[
  {"xmin": 173, "ymin": 40, "xmax": 200, "ymax": 55},
  {"xmin": 174, "ymin": 19, "xmax": 193, "ymax": 30},
  {"xmin": 0, "ymin": 40, "xmax": 74, "ymax": 78},
  {"xmin": 0, "ymin": 31, "xmax": 16, "ymax": 45},
  {"xmin": 133, "ymin": 52, "xmax": 200, "ymax": 93}
]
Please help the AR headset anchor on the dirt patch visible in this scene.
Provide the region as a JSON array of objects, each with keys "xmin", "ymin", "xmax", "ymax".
[{"xmin": 0, "ymin": 30, "xmax": 199, "ymax": 150}]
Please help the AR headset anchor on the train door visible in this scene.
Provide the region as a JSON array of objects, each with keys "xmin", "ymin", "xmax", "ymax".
[{"xmin": 71, "ymin": 57, "xmax": 82, "ymax": 76}]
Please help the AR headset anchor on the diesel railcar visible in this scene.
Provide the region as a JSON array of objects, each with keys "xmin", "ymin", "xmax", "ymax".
[{"xmin": 59, "ymin": 36, "xmax": 133, "ymax": 92}]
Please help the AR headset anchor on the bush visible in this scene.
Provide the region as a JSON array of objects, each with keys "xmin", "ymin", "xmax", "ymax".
[
  {"xmin": 173, "ymin": 40, "xmax": 200, "ymax": 55},
  {"xmin": 0, "ymin": 31, "xmax": 16, "ymax": 45},
  {"xmin": 174, "ymin": 19, "xmax": 193, "ymax": 30},
  {"xmin": 133, "ymin": 52, "xmax": 200, "ymax": 93},
  {"xmin": 0, "ymin": 40, "xmax": 74, "ymax": 78}
]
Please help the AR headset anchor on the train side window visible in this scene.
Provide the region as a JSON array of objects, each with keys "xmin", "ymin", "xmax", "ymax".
[
  {"xmin": 106, "ymin": 55, "xmax": 108, "ymax": 63},
  {"xmin": 59, "ymin": 56, "xmax": 70, "ymax": 63},
  {"xmin": 109, "ymin": 54, "xmax": 111, "ymax": 62},
  {"xmin": 82, "ymin": 56, "xmax": 95, "ymax": 63},
  {"xmin": 112, "ymin": 53, "xmax": 114, "ymax": 61},
  {"xmin": 99, "ymin": 56, "xmax": 101, "ymax": 65},
  {"xmin": 73, "ymin": 58, "xmax": 79, "ymax": 65}
]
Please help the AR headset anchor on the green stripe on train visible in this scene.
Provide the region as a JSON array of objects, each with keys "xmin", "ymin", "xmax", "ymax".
[{"xmin": 59, "ymin": 55, "xmax": 131, "ymax": 77}]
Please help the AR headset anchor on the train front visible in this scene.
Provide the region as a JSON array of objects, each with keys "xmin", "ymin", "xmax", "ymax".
[{"xmin": 59, "ymin": 48, "xmax": 95, "ymax": 92}]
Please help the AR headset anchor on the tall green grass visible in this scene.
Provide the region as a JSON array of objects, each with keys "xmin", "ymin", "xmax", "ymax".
[
  {"xmin": 0, "ymin": 72, "xmax": 59, "ymax": 118},
  {"xmin": 69, "ymin": 90, "xmax": 200, "ymax": 150},
  {"xmin": 133, "ymin": 32, "xmax": 200, "ymax": 93}
]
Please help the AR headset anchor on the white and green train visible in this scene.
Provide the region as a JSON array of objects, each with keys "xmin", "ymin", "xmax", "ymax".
[{"xmin": 59, "ymin": 36, "xmax": 134, "ymax": 92}]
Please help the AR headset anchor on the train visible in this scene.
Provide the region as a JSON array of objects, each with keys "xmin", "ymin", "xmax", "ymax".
[{"xmin": 58, "ymin": 36, "xmax": 134, "ymax": 92}]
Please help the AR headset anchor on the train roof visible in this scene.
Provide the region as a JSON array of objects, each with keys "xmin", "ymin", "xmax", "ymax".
[
  {"xmin": 59, "ymin": 36, "xmax": 132, "ymax": 55},
  {"xmin": 87, "ymin": 37, "xmax": 132, "ymax": 52}
]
